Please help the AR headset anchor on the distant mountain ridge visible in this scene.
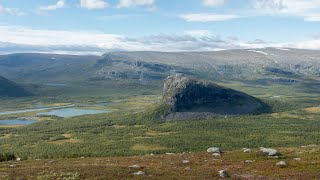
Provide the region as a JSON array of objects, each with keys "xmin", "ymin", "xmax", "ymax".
[{"xmin": 0, "ymin": 48, "xmax": 319, "ymax": 85}]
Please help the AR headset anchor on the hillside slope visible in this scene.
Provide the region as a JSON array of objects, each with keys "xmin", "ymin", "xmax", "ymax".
[
  {"xmin": 0, "ymin": 53, "xmax": 100, "ymax": 82},
  {"xmin": 0, "ymin": 76, "xmax": 32, "ymax": 97}
]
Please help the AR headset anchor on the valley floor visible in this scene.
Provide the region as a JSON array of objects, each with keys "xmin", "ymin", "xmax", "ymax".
[{"xmin": 1, "ymin": 146, "xmax": 320, "ymax": 179}]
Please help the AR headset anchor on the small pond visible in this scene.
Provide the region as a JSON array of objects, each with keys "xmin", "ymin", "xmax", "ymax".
[
  {"xmin": 0, "ymin": 105, "xmax": 75, "ymax": 116},
  {"xmin": 37, "ymin": 108, "xmax": 112, "ymax": 118},
  {"xmin": 0, "ymin": 119, "xmax": 38, "ymax": 126}
]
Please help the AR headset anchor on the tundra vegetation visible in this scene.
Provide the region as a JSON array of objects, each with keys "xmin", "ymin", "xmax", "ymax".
[{"xmin": 0, "ymin": 50, "xmax": 320, "ymax": 178}]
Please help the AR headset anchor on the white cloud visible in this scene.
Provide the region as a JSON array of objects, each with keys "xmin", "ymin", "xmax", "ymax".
[
  {"xmin": 253, "ymin": 0, "xmax": 320, "ymax": 21},
  {"xmin": 39, "ymin": 0, "xmax": 65, "ymax": 11},
  {"xmin": 184, "ymin": 30, "xmax": 211, "ymax": 37},
  {"xmin": 203, "ymin": 0, "xmax": 225, "ymax": 7},
  {"xmin": 80, "ymin": 0, "xmax": 109, "ymax": 9},
  {"xmin": 0, "ymin": 5, "xmax": 26, "ymax": 16},
  {"xmin": 117, "ymin": 0, "xmax": 155, "ymax": 8},
  {"xmin": 181, "ymin": 13, "xmax": 240, "ymax": 22},
  {"xmin": 304, "ymin": 13, "xmax": 320, "ymax": 22},
  {"xmin": 0, "ymin": 25, "xmax": 319, "ymax": 55},
  {"xmin": 293, "ymin": 39, "xmax": 320, "ymax": 49},
  {"xmin": 0, "ymin": 25, "xmax": 122, "ymax": 47}
]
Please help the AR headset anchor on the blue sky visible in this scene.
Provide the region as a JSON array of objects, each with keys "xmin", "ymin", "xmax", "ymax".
[{"xmin": 0, "ymin": 0, "xmax": 320, "ymax": 54}]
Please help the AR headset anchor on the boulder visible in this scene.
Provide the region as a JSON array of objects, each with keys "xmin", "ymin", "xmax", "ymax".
[
  {"xmin": 218, "ymin": 170, "xmax": 230, "ymax": 178},
  {"xmin": 243, "ymin": 148, "xmax": 252, "ymax": 153},
  {"xmin": 129, "ymin": 165, "xmax": 142, "ymax": 169},
  {"xmin": 276, "ymin": 161, "xmax": 288, "ymax": 167},
  {"xmin": 293, "ymin": 158, "xmax": 301, "ymax": 161},
  {"xmin": 182, "ymin": 160, "xmax": 190, "ymax": 164},
  {"xmin": 133, "ymin": 171, "xmax": 145, "ymax": 175},
  {"xmin": 212, "ymin": 153, "xmax": 221, "ymax": 157},
  {"xmin": 259, "ymin": 147, "xmax": 279, "ymax": 156},
  {"xmin": 207, "ymin": 147, "xmax": 221, "ymax": 154}
]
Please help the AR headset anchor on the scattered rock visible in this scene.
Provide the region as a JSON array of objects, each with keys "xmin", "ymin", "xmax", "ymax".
[
  {"xmin": 212, "ymin": 153, "xmax": 221, "ymax": 157},
  {"xmin": 166, "ymin": 153, "xmax": 175, "ymax": 155},
  {"xmin": 129, "ymin": 165, "xmax": 142, "ymax": 169},
  {"xmin": 268, "ymin": 156, "xmax": 279, "ymax": 159},
  {"xmin": 245, "ymin": 160, "xmax": 254, "ymax": 163},
  {"xmin": 207, "ymin": 147, "xmax": 221, "ymax": 154},
  {"xmin": 218, "ymin": 170, "xmax": 230, "ymax": 178},
  {"xmin": 259, "ymin": 147, "xmax": 279, "ymax": 156},
  {"xmin": 307, "ymin": 144, "xmax": 317, "ymax": 147},
  {"xmin": 133, "ymin": 171, "xmax": 145, "ymax": 176},
  {"xmin": 293, "ymin": 158, "xmax": 301, "ymax": 161},
  {"xmin": 276, "ymin": 161, "xmax": 288, "ymax": 167},
  {"xmin": 243, "ymin": 148, "xmax": 252, "ymax": 153},
  {"xmin": 16, "ymin": 158, "xmax": 21, "ymax": 161},
  {"xmin": 9, "ymin": 165, "xmax": 16, "ymax": 168},
  {"xmin": 184, "ymin": 167, "xmax": 192, "ymax": 171},
  {"xmin": 182, "ymin": 160, "xmax": 190, "ymax": 164}
]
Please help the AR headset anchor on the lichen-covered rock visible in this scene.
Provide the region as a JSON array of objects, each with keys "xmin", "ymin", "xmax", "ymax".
[
  {"xmin": 207, "ymin": 147, "xmax": 221, "ymax": 154},
  {"xmin": 218, "ymin": 170, "xmax": 230, "ymax": 178},
  {"xmin": 182, "ymin": 160, "xmax": 190, "ymax": 164},
  {"xmin": 133, "ymin": 171, "xmax": 145, "ymax": 175},
  {"xmin": 162, "ymin": 74, "xmax": 268, "ymax": 116},
  {"xmin": 259, "ymin": 147, "xmax": 279, "ymax": 156},
  {"xmin": 276, "ymin": 161, "xmax": 288, "ymax": 167},
  {"xmin": 243, "ymin": 148, "xmax": 252, "ymax": 153}
]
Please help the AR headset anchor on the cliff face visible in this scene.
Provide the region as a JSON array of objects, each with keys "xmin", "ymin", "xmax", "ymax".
[{"xmin": 163, "ymin": 75, "xmax": 268, "ymax": 115}]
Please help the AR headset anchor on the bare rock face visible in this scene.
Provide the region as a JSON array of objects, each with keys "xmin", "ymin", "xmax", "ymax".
[{"xmin": 162, "ymin": 75, "xmax": 268, "ymax": 116}]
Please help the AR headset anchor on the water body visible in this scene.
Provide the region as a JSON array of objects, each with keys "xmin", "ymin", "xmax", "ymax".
[
  {"xmin": 0, "ymin": 119, "xmax": 38, "ymax": 126},
  {"xmin": 94, "ymin": 102, "xmax": 116, "ymax": 107},
  {"xmin": 37, "ymin": 108, "xmax": 111, "ymax": 118},
  {"xmin": 0, "ymin": 105, "xmax": 75, "ymax": 116},
  {"xmin": 45, "ymin": 83, "xmax": 67, "ymax": 87}
]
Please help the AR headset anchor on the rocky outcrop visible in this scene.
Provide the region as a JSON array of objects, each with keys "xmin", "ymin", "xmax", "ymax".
[
  {"xmin": 259, "ymin": 147, "xmax": 279, "ymax": 156},
  {"xmin": 162, "ymin": 75, "xmax": 269, "ymax": 118}
]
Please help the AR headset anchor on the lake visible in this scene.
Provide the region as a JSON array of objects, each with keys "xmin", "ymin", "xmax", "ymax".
[
  {"xmin": 37, "ymin": 108, "xmax": 111, "ymax": 118},
  {"xmin": 0, "ymin": 105, "xmax": 75, "ymax": 116},
  {"xmin": 44, "ymin": 83, "xmax": 68, "ymax": 87},
  {"xmin": 0, "ymin": 119, "xmax": 38, "ymax": 126}
]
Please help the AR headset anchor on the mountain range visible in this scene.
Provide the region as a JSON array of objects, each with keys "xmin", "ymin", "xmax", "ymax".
[{"xmin": 0, "ymin": 48, "xmax": 319, "ymax": 86}]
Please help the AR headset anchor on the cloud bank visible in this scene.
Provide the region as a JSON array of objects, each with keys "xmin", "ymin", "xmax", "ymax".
[
  {"xmin": 39, "ymin": 0, "xmax": 65, "ymax": 11},
  {"xmin": 0, "ymin": 26, "xmax": 319, "ymax": 55}
]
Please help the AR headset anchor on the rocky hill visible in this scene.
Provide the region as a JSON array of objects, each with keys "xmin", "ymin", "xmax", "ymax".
[
  {"xmin": 161, "ymin": 75, "xmax": 269, "ymax": 120},
  {"xmin": 0, "ymin": 76, "xmax": 32, "ymax": 97}
]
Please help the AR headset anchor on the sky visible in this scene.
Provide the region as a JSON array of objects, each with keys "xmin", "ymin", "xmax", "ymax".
[{"xmin": 0, "ymin": 0, "xmax": 320, "ymax": 54}]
